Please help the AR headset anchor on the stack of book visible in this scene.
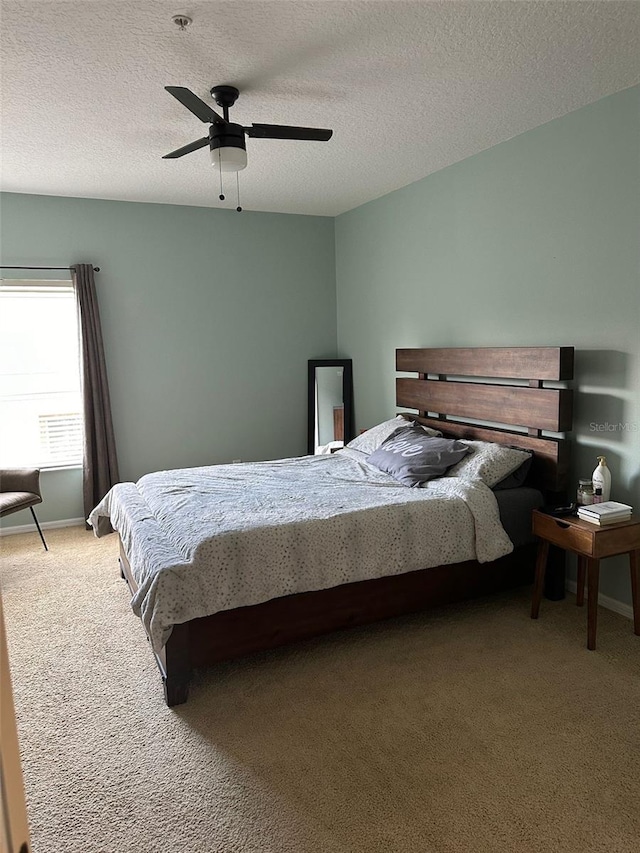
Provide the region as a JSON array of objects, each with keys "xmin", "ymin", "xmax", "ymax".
[{"xmin": 577, "ymin": 501, "xmax": 633, "ymax": 525}]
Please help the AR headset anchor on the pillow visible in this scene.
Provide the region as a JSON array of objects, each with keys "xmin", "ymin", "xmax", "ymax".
[
  {"xmin": 346, "ymin": 415, "xmax": 441, "ymax": 456},
  {"xmin": 491, "ymin": 455, "xmax": 533, "ymax": 490},
  {"xmin": 367, "ymin": 426, "xmax": 471, "ymax": 487},
  {"xmin": 445, "ymin": 440, "xmax": 533, "ymax": 489}
]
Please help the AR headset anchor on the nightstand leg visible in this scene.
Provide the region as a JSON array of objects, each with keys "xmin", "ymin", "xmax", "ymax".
[
  {"xmin": 531, "ymin": 540, "xmax": 549, "ymax": 619},
  {"xmin": 587, "ymin": 558, "xmax": 600, "ymax": 651},
  {"xmin": 576, "ymin": 556, "xmax": 586, "ymax": 607},
  {"xmin": 630, "ymin": 550, "xmax": 640, "ymax": 636}
]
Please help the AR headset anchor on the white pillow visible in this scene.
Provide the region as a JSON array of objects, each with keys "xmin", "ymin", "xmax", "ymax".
[
  {"xmin": 346, "ymin": 415, "xmax": 442, "ymax": 456},
  {"xmin": 445, "ymin": 440, "xmax": 532, "ymax": 488}
]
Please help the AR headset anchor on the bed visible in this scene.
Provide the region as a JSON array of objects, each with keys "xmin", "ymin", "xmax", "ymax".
[{"xmin": 90, "ymin": 346, "xmax": 574, "ymax": 706}]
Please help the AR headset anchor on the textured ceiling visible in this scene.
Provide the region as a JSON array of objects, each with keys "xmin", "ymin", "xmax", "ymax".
[{"xmin": 1, "ymin": 1, "xmax": 639, "ymax": 216}]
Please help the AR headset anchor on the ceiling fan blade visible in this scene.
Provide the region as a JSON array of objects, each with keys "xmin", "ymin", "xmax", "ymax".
[
  {"xmin": 165, "ymin": 86, "xmax": 227, "ymax": 125},
  {"xmin": 245, "ymin": 123, "xmax": 333, "ymax": 141},
  {"xmin": 162, "ymin": 137, "xmax": 210, "ymax": 159}
]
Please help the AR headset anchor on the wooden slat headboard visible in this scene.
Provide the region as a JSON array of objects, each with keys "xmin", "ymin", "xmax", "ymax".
[{"xmin": 396, "ymin": 346, "xmax": 574, "ymax": 494}]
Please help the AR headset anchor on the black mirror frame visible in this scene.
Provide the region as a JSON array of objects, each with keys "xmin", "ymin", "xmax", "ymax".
[{"xmin": 307, "ymin": 359, "xmax": 355, "ymax": 455}]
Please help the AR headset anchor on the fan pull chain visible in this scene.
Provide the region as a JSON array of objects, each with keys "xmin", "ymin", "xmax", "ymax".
[
  {"xmin": 217, "ymin": 152, "xmax": 225, "ymax": 201},
  {"xmin": 236, "ymin": 173, "xmax": 242, "ymax": 212}
]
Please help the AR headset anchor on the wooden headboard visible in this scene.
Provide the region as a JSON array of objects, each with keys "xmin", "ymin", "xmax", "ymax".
[{"xmin": 396, "ymin": 347, "xmax": 574, "ymax": 494}]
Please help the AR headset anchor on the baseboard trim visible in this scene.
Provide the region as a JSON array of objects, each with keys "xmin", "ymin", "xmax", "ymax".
[
  {"xmin": 566, "ymin": 579, "xmax": 633, "ymax": 621},
  {"xmin": 0, "ymin": 517, "xmax": 85, "ymax": 536}
]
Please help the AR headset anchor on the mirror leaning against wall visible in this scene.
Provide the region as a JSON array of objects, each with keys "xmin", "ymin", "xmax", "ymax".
[{"xmin": 307, "ymin": 359, "xmax": 355, "ymax": 455}]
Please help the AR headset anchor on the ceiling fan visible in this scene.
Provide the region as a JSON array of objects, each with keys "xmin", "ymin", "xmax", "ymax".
[{"xmin": 163, "ymin": 85, "xmax": 333, "ymax": 173}]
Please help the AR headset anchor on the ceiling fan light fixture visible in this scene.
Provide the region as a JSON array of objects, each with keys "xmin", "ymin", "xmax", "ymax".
[
  {"xmin": 210, "ymin": 145, "xmax": 247, "ymax": 172},
  {"xmin": 162, "ymin": 84, "xmax": 332, "ymax": 197}
]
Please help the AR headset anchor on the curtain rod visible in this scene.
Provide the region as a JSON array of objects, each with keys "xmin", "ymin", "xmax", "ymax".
[{"xmin": 0, "ymin": 265, "xmax": 100, "ymax": 272}]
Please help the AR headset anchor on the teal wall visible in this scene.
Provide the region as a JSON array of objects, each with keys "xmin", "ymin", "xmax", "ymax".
[
  {"xmin": 335, "ymin": 85, "xmax": 640, "ymax": 606},
  {"xmin": 0, "ymin": 194, "xmax": 336, "ymax": 524}
]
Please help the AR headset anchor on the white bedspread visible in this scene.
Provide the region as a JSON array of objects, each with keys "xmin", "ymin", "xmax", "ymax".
[{"xmin": 89, "ymin": 449, "xmax": 513, "ymax": 653}]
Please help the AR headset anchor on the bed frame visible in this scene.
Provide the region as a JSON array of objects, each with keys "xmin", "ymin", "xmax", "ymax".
[{"xmin": 118, "ymin": 346, "xmax": 574, "ymax": 706}]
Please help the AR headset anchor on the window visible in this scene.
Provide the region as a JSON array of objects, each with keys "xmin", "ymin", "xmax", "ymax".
[{"xmin": 0, "ymin": 281, "xmax": 83, "ymax": 468}]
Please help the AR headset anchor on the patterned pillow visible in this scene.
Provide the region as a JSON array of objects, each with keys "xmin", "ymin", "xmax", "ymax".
[
  {"xmin": 446, "ymin": 440, "xmax": 533, "ymax": 488},
  {"xmin": 346, "ymin": 416, "xmax": 441, "ymax": 456},
  {"xmin": 367, "ymin": 427, "xmax": 471, "ymax": 487}
]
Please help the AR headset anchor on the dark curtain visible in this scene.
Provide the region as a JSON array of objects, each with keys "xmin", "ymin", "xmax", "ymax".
[{"xmin": 71, "ymin": 264, "xmax": 119, "ymax": 524}]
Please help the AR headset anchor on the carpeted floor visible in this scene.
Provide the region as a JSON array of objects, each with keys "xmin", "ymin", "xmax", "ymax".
[{"xmin": 1, "ymin": 525, "xmax": 639, "ymax": 853}]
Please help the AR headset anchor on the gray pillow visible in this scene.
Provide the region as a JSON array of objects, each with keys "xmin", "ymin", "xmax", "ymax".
[
  {"xmin": 346, "ymin": 415, "xmax": 442, "ymax": 455},
  {"xmin": 367, "ymin": 426, "xmax": 471, "ymax": 487}
]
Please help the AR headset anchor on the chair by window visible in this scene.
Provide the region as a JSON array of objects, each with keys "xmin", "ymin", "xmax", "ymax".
[{"xmin": 0, "ymin": 469, "xmax": 48, "ymax": 550}]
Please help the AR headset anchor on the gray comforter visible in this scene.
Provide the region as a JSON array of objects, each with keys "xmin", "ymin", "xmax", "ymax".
[{"xmin": 89, "ymin": 449, "xmax": 513, "ymax": 653}]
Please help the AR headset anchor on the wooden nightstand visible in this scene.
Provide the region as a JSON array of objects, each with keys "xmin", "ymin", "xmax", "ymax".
[{"xmin": 531, "ymin": 509, "xmax": 640, "ymax": 650}]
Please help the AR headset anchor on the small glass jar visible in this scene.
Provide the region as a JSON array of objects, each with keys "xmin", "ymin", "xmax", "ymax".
[{"xmin": 577, "ymin": 479, "xmax": 594, "ymax": 506}]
